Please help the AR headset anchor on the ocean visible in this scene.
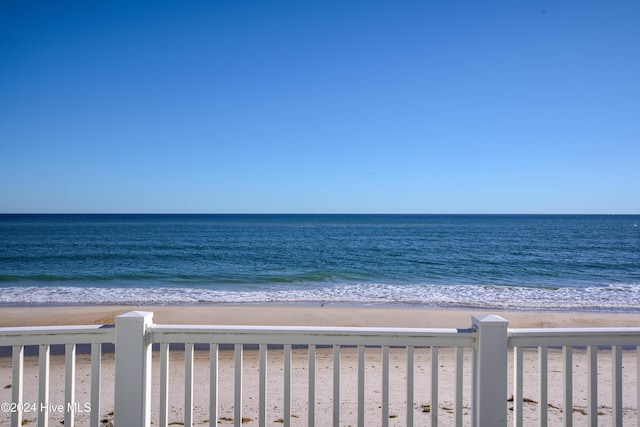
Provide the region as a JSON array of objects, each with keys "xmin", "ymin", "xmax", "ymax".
[{"xmin": 1, "ymin": 214, "xmax": 639, "ymax": 311}]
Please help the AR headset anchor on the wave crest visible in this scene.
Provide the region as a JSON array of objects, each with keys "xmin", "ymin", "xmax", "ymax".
[{"xmin": 1, "ymin": 283, "xmax": 639, "ymax": 312}]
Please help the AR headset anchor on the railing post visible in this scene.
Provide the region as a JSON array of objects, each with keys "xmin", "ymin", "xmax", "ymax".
[
  {"xmin": 114, "ymin": 311, "xmax": 153, "ymax": 427},
  {"xmin": 472, "ymin": 315, "xmax": 508, "ymax": 427}
]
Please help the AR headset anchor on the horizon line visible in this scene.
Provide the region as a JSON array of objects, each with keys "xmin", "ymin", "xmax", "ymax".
[{"xmin": 1, "ymin": 212, "xmax": 638, "ymax": 216}]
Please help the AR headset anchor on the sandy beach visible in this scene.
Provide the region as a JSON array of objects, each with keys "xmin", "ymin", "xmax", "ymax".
[
  {"xmin": 2, "ymin": 304, "xmax": 640, "ymax": 328},
  {"xmin": 1, "ymin": 305, "xmax": 639, "ymax": 426}
]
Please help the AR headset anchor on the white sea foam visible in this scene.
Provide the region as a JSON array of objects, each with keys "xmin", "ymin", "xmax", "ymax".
[{"xmin": 1, "ymin": 283, "xmax": 640, "ymax": 312}]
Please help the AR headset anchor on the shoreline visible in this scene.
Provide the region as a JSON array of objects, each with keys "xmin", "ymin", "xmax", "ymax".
[{"xmin": 1, "ymin": 304, "xmax": 639, "ymax": 328}]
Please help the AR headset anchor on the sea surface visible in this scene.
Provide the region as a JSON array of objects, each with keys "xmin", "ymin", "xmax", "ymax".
[{"xmin": 1, "ymin": 214, "xmax": 639, "ymax": 311}]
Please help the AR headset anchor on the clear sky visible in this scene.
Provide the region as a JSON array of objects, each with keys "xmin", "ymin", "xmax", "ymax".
[{"xmin": 1, "ymin": 1, "xmax": 638, "ymax": 214}]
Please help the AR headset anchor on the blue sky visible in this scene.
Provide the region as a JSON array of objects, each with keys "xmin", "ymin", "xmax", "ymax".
[{"xmin": 1, "ymin": 1, "xmax": 639, "ymax": 214}]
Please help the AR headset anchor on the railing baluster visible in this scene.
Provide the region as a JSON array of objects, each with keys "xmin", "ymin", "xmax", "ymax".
[
  {"xmin": 513, "ymin": 346, "xmax": 524, "ymax": 427},
  {"xmin": 431, "ymin": 346, "xmax": 439, "ymax": 426},
  {"xmin": 538, "ymin": 346, "xmax": 548, "ymax": 427},
  {"xmin": 210, "ymin": 343, "xmax": 218, "ymax": 427},
  {"xmin": 90, "ymin": 343, "xmax": 101, "ymax": 427},
  {"xmin": 612, "ymin": 345, "xmax": 623, "ymax": 426},
  {"xmin": 185, "ymin": 343, "xmax": 194, "ymax": 427},
  {"xmin": 333, "ymin": 344, "xmax": 340, "ymax": 427},
  {"xmin": 406, "ymin": 345, "xmax": 414, "ymax": 426},
  {"xmin": 234, "ymin": 344, "xmax": 243, "ymax": 427},
  {"xmin": 160, "ymin": 343, "xmax": 169, "ymax": 427},
  {"xmin": 308, "ymin": 344, "xmax": 316, "ymax": 427},
  {"xmin": 357, "ymin": 345, "xmax": 365, "ymax": 427},
  {"xmin": 12, "ymin": 344, "xmax": 24, "ymax": 427},
  {"xmin": 454, "ymin": 347, "xmax": 463, "ymax": 427},
  {"xmin": 587, "ymin": 346, "xmax": 597, "ymax": 427},
  {"xmin": 562, "ymin": 346, "xmax": 572, "ymax": 427},
  {"xmin": 284, "ymin": 344, "xmax": 292, "ymax": 427},
  {"xmin": 38, "ymin": 344, "xmax": 50, "ymax": 427},
  {"xmin": 381, "ymin": 345, "xmax": 389, "ymax": 427},
  {"xmin": 64, "ymin": 343, "xmax": 76, "ymax": 427},
  {"xmin": 259, "ymin": 344, "xmax": 267, "ymax": 427}
]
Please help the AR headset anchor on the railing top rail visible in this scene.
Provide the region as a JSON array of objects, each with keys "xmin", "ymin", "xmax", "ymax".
[
  {"xmin": 5, "ymin": 318, "xmax": 640, "ymax": 350},
  {"xmin": 508, "ymin": 327, "xmax": 640, "ymax": 347},
  {"xmin": 149, "ymin": 324, "xmax": 476, "ymax": 347},
  {"xmin": 151, "ymin": 324, "xmax": 464, "ymax": 334},
  {"xmin": 0, "ymin": 325, "xmax": 113, "ymax": 333},
  {"xmin": 510, "ymin": 327, "xmax": 640, "ymax": 335},
  {"xmin": 0, "ymin": 325, "xmax": 115, "ymax": 346}
]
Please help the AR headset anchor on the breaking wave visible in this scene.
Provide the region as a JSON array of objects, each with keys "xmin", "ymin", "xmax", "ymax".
[{"xmin": 2, "ymin": 282, "xmax": 640, "ymax": 312}]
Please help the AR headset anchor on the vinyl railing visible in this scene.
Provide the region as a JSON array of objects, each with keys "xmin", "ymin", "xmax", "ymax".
[
  {"xmin": 508, "ymin": 327, "xmax": 640, "ymax": 427},
  {"xmin": 0, "ymin": 325, "xmax": 114, "ymax": 427},
  {"xmin": 149, "ymin": 323, "xmax": 476, "ymax": 427},
  {"xmin": 1, "ymin": 311, "xmax": 639, "ymax": 427}
]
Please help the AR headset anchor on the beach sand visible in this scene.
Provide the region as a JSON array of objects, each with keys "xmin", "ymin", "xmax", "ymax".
[
  {"xmin": 1, "ymin": 305, "xmax": 639, "ymax": 426},
  {"xmin": 2, "ymin": 304, "xmax": 640, "ymax": 328}
]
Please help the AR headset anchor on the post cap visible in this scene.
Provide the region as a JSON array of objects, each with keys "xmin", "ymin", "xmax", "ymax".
[
  {"xmin": 115, "ymin": 311, "xmax": 154, "ymax": 324},
  {"xmin": 472, "ymin": 314, "xmax": 508, "ymax": 327}
]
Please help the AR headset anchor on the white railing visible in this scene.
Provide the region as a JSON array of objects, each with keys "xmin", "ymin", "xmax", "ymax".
[
  {"xmin": 508, "ymin": 327, "xmax": 640, "ymax": 427},
  {"xmin": 148, "ymin": 322, "xmax": 477, "ymax": 427},
  {"xmin": 1, "ymin": 311, "xmax": 639, "ymax": 427},
  {"xmin": 0, "ymin": 324, "xmax": 114, "ymax": 427}
]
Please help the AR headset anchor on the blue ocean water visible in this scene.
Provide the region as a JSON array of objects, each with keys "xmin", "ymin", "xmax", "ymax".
[{"xmin": 1, "ymin": 214, "xmax": 639, "ymax": 311}]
